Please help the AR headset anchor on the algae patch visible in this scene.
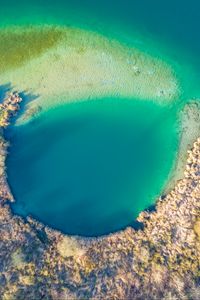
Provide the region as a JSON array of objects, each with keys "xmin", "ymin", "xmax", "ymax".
[
  {"xmin": 0, "ymin": 25, "xmax": 180, "ymax": 125},
  {"xmin": 0, "ymin": 26, "xmax": 65, "ymax": 72}
]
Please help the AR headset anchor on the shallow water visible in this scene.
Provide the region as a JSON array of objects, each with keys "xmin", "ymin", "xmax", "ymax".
[
  {"xmin": 1, "ymin": 0, "xmax": 200, "ymax": 236},
  {"xmin": 6, "ymin": 99, "xmax": 178, "ymax": 236}
]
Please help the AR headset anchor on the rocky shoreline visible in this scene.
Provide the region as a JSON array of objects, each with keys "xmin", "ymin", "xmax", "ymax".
[
  {"xmin": 0, "ymin": 93, "xmax": 22, "ymax": 203},
  {"xmin": 0, "ymin": 93, "xmax": 199, "ymax": 299}
]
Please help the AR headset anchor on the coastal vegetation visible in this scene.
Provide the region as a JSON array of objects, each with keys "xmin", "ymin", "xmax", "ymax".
[
  {"xmin": 0, "ymin": 0, "xmax": 200, "ymax": 297},
  {"xmin": 0, "ymin": 92, "xmax": 199, "ymax": 299}
]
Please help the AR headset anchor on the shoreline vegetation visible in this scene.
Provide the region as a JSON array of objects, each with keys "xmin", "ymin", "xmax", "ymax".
[
  {"xmin": 0, "ymin": 92, "xmax": 22, "ymax": 203},
  {"xmin": 0, "ymin": 92, "xmax": 199, "ymax": 299}
]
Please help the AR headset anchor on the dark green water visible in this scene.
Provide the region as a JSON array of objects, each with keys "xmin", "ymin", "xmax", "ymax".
[
  {"xmin": 2, "ymin": 0, "xmax": 200, "ymax": 236},
  {"xmin": 6, "ymin": 98, "xmax": 178, "ymax": 236}
]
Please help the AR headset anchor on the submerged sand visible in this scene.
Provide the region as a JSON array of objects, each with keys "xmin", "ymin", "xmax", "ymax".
[
  {"xmin": 165, "ymin": 101, "xmax": 200, "ymax": 191},
  {"xmin": 2, "ymin": 24, "xmax": 196, "ymax": 202},
  {"xmin": 0, "ymin": 25, "xmax": 179, "ymax": 123}
]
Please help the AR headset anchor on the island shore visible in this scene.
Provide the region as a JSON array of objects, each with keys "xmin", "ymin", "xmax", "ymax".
[{"xmin": 0, "ymin": 92, "xmax": 199, "ymax": 299}]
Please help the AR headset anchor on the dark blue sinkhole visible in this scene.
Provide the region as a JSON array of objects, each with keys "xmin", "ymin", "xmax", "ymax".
[{"xmin": 6, "ymin": 97, "xmax": 178, "ymax": 236}]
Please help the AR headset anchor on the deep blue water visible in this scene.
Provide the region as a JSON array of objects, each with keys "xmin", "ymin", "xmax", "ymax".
[
  {"xmin": 6, "ymin": 99, "xmax": 178, "ymax": 236},
  {"xmin": 1, "ymin": 0, "xmax": 200, "ymax": 55}
]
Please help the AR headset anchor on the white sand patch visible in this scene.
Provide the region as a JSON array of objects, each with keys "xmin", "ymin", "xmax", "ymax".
[{"xmin": 0, "ymin": 26, "xmax": 179, "ymax": 123}]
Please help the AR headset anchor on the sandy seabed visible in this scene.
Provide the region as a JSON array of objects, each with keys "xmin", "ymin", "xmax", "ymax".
[{"xmin": 0, "ymin": 25, "xmax": 179, "ymax": 124}]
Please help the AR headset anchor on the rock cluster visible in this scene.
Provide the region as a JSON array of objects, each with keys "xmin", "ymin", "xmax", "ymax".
[
  {"xmin": 0, "ymin": 93, "xmax": 199, "ymax": 299},
  {"xmin": 0, "ymin": 93, "xmax": 22, "ymax": 203},
  {"xmin": 0, "ymin": 93, "xmax": 22, "ymax": 127}
]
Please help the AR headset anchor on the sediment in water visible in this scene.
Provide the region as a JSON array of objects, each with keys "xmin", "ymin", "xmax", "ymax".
[{"xmin": 0, "ymin": 25, "xmax": 180, "ymax": 124}]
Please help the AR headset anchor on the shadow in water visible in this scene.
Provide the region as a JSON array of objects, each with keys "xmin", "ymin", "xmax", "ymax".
[
  {"xmin": 0, "ymin": 83, "xmax": 12, "ymax": 102},
  {"xmin": 128, "ymin": 198, "xmax": 168, "ymax": 231},
  {"xmin": 129, "ymin": 220, "xmax": 144, "ymax": 230},
  {"xmin": 13, "ymin": 90, "xmax": 40, "ymax": 125}
]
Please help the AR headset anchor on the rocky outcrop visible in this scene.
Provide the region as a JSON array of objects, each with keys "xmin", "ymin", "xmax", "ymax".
[
  {"xmin": 0, "ymin": 93, "xmax": 22, "ymax": 203},
  {"xmin": 0, "ymin": 93, "xmax": 22, "ymax": 127},
  {"xmin": 0, "ymin": 93, "xmax": 199, "ymax": 299}
]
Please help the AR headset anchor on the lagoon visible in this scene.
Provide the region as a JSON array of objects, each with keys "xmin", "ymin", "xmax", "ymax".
[
  {"xmin": 1, "ymin": 0, "xmax": 200, "ymax": 237},
  {"xmin": 6, "ymin": 98, "xmax": 178, "ymax": 236}
]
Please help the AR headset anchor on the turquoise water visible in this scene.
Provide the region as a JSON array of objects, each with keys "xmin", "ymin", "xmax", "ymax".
[
  {"xmin": 7, "ymin": 99, "xmax": 178, "ymax": 236},
  {"xmin": 1, "ymin": 0, "xmax": 200, "ymax": 236}
]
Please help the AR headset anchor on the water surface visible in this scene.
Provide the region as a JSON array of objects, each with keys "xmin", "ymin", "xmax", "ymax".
[
  {"xmin": 1, "ymin": 0, "xmax": 200, "ymax": 236},
  {"xmin": 7, "ymin": 98, "xmax": 178, "ymax": 236}
]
